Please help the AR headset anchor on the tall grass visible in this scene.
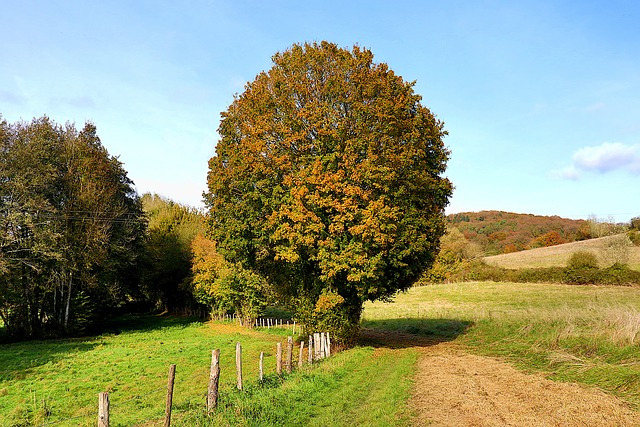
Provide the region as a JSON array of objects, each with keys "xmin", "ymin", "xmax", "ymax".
[{"xmin": 362, "ymin": 281, "xmax": 640, "ymax": 408}]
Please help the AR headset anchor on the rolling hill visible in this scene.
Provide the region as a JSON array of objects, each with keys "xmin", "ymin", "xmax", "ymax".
[
  {"xmin": 448, "ymin": 211, "xmax": 590, "ymax": 256},
  {"xmin": 484, "ymin": 234, "xmax": 640, "ymax": 271}
]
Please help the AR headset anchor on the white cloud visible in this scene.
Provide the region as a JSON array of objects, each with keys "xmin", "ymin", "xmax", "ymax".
[
  {"xmin": 553, "ymin": 142, "xmax": 640, "ymax": 180},
  {"xmin": 550, "ymin": 166, "xmax": 580, "ymax": 181}
]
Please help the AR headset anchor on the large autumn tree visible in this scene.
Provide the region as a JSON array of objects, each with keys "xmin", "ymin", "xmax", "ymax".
[{"xmin": 206, "ymin": 42, "xmax": 452, "ymax": 343}]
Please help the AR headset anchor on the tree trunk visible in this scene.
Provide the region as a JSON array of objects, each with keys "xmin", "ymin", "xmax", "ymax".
[{"xmin": 64, "ymin": 272, "xmax": 72, "ymax": 332}]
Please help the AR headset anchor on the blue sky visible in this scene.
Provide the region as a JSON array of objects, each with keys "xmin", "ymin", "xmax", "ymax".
[{"xmin": 1, "ymin": 1, "xmax": 639, "ymax": 222}]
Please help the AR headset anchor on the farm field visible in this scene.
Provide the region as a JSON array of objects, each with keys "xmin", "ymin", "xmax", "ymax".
[
  {"xmin": 483, "ymin": 234, "xmax": 640, "ymax": 270},
  {"xmin": 3, "ymin": 281, "xmax": 640, "ymax": 426}
]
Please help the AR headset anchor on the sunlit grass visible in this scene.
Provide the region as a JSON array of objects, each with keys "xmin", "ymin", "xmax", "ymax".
[
  {"xmin": 0, "ymin": 314, "xmax": 416, "ymax": 426},
  {"xmin": 484, "ymin": 235, "xmax": 640, "ymax": 270},
  {"xmin": 363, "ymin": 281, "xmax": 640, "ymax": 408}
]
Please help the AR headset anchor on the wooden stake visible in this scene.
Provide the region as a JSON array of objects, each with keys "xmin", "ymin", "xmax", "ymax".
[
  {"xmin": 286, "ymin": 336, "xmax": 293, "ymax": 374},
  {"xmin": 259, "ymin": 351, "xmax": 264, "ymax": 381},
  {"xmin": 207, "ymin": 349, "xmax": 220, "ymax": 413},
  {"xmin": 164, "ymin": 364, "xmax": 176, "ymax": 427},
  {"xmin": 308, "ymin": 335, "xmax": 313, "ymax": 364},
  {"xmin": 298, "ymin": 341, "xmax": 304, "ymax": 368},
  {"xmin": 276, "ymin": 342, "xmax": 282, "ymax": 375},
  {"xmin": 98, "ymin": 392, "xmax": 109, "ymax": 427},
  {"xmin": 326, "ymin": 333, "xmax": 331, "ymax": 357},
  {"xmin": 236, "ymin": 342, "xmax": 243, "ymax": 390},
  {"xmin": 164, "ymin": 365, "xmax": 176, "ymax": 427},
  {"xmin": 314, "ymin": 333, "xmax": 321, "ymax": 360}
]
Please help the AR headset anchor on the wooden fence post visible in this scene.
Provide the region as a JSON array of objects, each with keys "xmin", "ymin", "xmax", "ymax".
[
  {"xmin": 313, "ymin": 333, "xmax": 321, "ymax": 360},
  {"xmin": 326, "ymin": 333, "xmax": 331, "ymax": 358},
  {"xmin": 236, "ymin": 342, "xmax": 243, "ymax": 390},
  {"xmin": 308, "ymin": 335, "xmax": 313, "ymax": 364},
  {"xmin": 298, "ymin": 341, "xmax": 304, "ymax": 368},
  {"xmin": 286, "ymin": 336, "xmax": 293, "ymax": 374},
  {"xmin": 98, "ymin": 392, "xmax": 109, "ymax": 427},
  {"xmin": 164, "ymin": 364, "xmax": 176, "ymax": 427},
  {"xmin": 259, "ymin": 351, "xmax": 264, "ymax": 381},
  {"xmin": 276, "ymin": 342, "xmax": 283, "ymax": 374},
  {"xmin": 207, "ymin": 349, "xmax": 220, "ymax": 413}
]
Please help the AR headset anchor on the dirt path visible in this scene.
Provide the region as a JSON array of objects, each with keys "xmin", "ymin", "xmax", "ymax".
[{"xmin": 410, "ymin": 342, "xmax": 640, "ymax": 427}]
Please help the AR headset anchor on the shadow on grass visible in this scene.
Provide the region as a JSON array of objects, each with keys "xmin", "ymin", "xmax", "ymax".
[
  {"xmin": 101, "ymin": 312, "xmax": 202, "ymax": 334},
  {"xmin": 0, "ymin": 314, "xmax": 201, "ymax": 380},
  {"xmin": 359, "ymin": 318, "xmax": 473, "ymax": 349}
]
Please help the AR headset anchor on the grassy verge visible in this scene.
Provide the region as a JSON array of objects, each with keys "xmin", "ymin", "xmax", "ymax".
[
  {"xmin": 362, "ymin": 281, "xmax": 640, "ymax": 408},
  {"xmin": 0, "ymin": 314, "xmax": 416, "ymax": 427}
]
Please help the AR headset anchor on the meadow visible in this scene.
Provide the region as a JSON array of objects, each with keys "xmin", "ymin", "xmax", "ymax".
[
  {"xmin": 0, "ymin": 315, "xmax": 416, "ymax": 427},
  {"xmin": 3, "ymin": 280, "xmax": 640, "ymax": 426},
  {"xmin": 484, "ymin": 234, "xmax": 640, "ymax": 270},
  {"xmin": 363, "ymin": 281, "xmax": 640, "ymax": 408}
]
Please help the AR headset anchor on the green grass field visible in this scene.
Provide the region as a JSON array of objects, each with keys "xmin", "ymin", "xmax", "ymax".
[
  {"xmin": 484, "ymin": 234, "xmax": 640, "ymax": 270},
  {"xmin": 3, "ymin": 280, "xmax": 640, "ymax": 426},
  {"xmin": 0, "ymin": 315, "xmax": 416, "ymax": 427}
]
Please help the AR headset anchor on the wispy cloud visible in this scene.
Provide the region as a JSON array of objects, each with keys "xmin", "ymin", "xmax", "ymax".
[{"xmin": 553, "ymin": 142, "xmax": 640, "ymax": 180}]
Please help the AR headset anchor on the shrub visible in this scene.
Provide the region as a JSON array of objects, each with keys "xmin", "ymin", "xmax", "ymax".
[{"xmin": 567, "ymin": 251, "xmax": 599, "ymax": 269}]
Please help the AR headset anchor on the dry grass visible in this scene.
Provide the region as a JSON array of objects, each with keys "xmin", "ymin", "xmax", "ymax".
[
  {"xmin": 484, "ymin": 234, "xmax": 640, "ymax": 270},
  {"xmin": 363, "ymin": 282, "xmax": 640, "ymax": 408}
]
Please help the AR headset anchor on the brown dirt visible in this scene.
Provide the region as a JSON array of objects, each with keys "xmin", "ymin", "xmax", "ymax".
[{"xmin": 410, "ymin": 342, "xmax": 640, "ymax": 427}]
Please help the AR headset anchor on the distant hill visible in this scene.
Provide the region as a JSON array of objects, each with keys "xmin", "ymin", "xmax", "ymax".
[
  {"xmin": 483, "ymin": 234, "xmax": 640, "ymax": 271},
  {"xmin": 448, "ymin": 211, "xmax": 590, "ymax": 256}
]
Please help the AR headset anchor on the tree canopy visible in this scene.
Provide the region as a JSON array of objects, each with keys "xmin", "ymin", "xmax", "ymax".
[
  {"xmin": 205, "ymin": 42, "xmax": 452, "ymax": 343},
  {"xmin": 0, "ymin": 116, "xmax": 146, "ymax": 339}
]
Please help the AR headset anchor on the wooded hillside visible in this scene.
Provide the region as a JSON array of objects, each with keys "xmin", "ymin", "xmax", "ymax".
[{"xmin": 448, "ymin": 211, "xmax": 590, "ymax": 255}]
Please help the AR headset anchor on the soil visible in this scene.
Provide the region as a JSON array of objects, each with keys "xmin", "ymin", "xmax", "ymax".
[{"xmin": 409, "ymin": 342, "xmax": 640, "ymax": 427}]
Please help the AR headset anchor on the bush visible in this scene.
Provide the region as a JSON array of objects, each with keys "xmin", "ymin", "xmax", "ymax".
[
  {"xmin": 599, "ymin": 263, "xmax": 640, "ymax": 285},
  {"xmin": 567, "ymin": 251, "xmax": 599, "ymax": 269}
]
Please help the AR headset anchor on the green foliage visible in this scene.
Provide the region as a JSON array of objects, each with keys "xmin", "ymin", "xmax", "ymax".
[
  {"xmin": 206, "ymin": 42, "xmax": 452, "ymax": 344},
  {"xmin": 140, "ymin": 193, "xmax": 205, "ymax": 312},
  {"xmin": 427, "ymin": 248, "xmax": 638, "ymax": 287},
  {"xmin": 422, "ymin": 226, "xmax": 483, "ymax": 284},
  {"xmin": 567, "ymin": 251, "xmax": 599, "ymax": 269},
  {"xmin": 210, "ymin": 263, "xmax": 268, "ymax": 323},
  {"xmin": 629, "ymin": 230, "xmax": 640, "ymax": 246},
  {"xmin": 0, "ymin": 116, "xmax": 146, "ymax": 340},
  {"xmin": 190, "ymin": 233, "xmax": 268, "ymax": 322}
]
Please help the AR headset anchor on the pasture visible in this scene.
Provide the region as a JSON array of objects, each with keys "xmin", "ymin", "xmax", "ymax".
[
  {"xmin": 0, "ymin": 315, "xmax": 415, "ymax": 426},
  {"xmin": 363, "ymin": 281, "xmax": 640, "ymax": 408},
  {"xmin": 483, "ymin": 234, "xmax": 640, "ymax": 270},
  {"xmin": 2, "ymin": 280, "xmax": 640, "ymax": 425}
]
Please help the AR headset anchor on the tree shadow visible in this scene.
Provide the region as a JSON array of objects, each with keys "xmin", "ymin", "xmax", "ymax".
[
  {"xmin": 0, "ymin": 314, "xmax": 202, "ymax": 379},
  {"xmin": 100, "ymin": 312, "xmax": 202, "ymax": 334},
  {"xmin": 358, "ymin": 318, "xmax": 473, "ymax": 349}
]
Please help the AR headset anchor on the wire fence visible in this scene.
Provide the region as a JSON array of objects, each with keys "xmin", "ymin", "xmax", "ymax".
[{"xmin": 27, "ymin": 323, "xmax": 331, "ymax": 427}]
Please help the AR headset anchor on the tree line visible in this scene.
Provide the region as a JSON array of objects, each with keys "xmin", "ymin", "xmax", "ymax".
[{"xmin": 1, "ymin": 116, "xmax": 145, "ymax": 339}]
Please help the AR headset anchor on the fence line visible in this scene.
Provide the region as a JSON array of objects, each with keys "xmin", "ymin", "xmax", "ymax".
[{"xmin": 33, "ymin": 326, "xmax": 332, "ymax": 427}]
